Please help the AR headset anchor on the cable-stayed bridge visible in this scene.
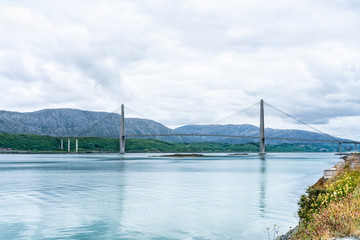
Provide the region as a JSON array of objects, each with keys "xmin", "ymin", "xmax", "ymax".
[{"xmin": 58, "ymin": 99, "xmax": 360, "ymax": 154}]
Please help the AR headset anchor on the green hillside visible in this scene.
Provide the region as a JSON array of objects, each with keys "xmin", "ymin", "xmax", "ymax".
[{"xmin": 0, "ymin": 132, "xmax": 343, "ymax": 153}]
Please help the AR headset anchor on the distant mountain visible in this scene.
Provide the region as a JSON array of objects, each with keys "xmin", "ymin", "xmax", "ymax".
[
  {"xmin": 174, "ymin": 124, "xmax": 259, "ymax": 144},
  {"xmin": 0, "ymin": 108, "xmax": 349, "ymax": 145},
  {"xmin": 174, "ymin": 124, "xmax": 348, "ymax": 144},
  {"xmin": 0, "ymin": 109, "xmax": 178, "ymax": 141}
]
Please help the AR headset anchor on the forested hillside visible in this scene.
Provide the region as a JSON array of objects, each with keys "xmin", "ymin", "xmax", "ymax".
[{"xmin": 0, "ymin": 133, "xmax": 342, "ymax": 153}]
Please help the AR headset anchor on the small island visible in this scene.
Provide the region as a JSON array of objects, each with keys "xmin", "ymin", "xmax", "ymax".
[
  {"xmin": 228, "ymin": 153, "xmax": 249, "ymax": 156},
  {"xmin": 153, "ymin": 153, "xmax": 207, "ymax": 158}
]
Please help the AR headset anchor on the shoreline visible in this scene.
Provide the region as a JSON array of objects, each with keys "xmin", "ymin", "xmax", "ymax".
[
  {"xmin": 0, "ymin": 151, "xmax": 119, "ymax": 154},
  {"xmin": 277, "ymin": 153, "xmax": 360, "ymax": 240},
  {"xmin": 0, "ymin": 150, "xmax": 352, "ymax": 154}
]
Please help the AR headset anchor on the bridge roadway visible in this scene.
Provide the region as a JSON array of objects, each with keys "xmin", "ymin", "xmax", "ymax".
[{"xmin": 64, "ymin": 133, "xmax": 360, "ymax": 144}]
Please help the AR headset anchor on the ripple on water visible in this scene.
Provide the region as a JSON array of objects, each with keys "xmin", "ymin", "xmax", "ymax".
[{"xmin": 0, "ymin": 153, "xmax": 339, "ymax": 239}]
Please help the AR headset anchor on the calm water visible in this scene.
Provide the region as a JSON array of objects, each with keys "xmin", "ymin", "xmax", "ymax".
[{"xmin": 0, "ymin": 153, "xmax": 340, "ymax": 240}]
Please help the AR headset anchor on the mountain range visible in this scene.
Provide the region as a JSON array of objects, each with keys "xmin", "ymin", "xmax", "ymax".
[{"xmin": 0, "ymin": 108, "xmax": 348, "ymax": 144}]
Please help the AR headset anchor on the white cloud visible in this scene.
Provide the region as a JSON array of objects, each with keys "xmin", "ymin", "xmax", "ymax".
[{"xmin": 1, "ymin": 0, "xmax": 360, "ymax": 139}]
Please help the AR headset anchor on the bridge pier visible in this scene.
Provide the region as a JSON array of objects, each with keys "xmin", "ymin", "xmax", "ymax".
[
  {"xmin": 120, "ymin": 104, "xmax": 125, "ymax": 154},
  {"xmin": 60, "ymin": 138, "xmax": 63, "ymax": 150},
  {"xmin": 259, "ymin": 99, "xmax": 266, "ymax": 155},
  {"xmin": 68, "ymin": 138, "xmax": 70, "ymax": 152},
  {"xmin": 76, "ymin": 138, "xmax": 78, "ymax": 153},
  {"xmin": 355, "ymin": 143, "xmax": 357, "ymax": 153},
  {"xmin": 339, "ymin": 142, "xmax": 342, "ymax": 155}
]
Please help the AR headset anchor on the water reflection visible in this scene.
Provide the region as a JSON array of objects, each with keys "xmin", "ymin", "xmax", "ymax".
[
  {"xmin": 0, "ymin": 155, "xmax": 128, "ymax": 239},
  {"xmin": 259, "ymin": 155, "xmax": 267, "ymax": 218},
  {"xmin": 0, "ymin": 153, "xmax": 339, "ymax": 239}
]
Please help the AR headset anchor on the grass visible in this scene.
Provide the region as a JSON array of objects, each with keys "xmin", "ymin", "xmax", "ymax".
[{"xmin": 292, "ymin": 158, "xmax": 360, "ymax": 239}]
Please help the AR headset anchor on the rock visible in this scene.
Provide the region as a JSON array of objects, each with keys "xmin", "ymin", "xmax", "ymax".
[
  {"xmin": 324, "ymin": 168, "xmax": 338, "ymax": 179},
  {"xmin": 154, "ymin": 153, "xmax": 206, "ymax": 157},
  {"xmin": 228, "ymin": 153, "xmax": 249, "ymax": 155},
  {"xmin": 276, "ymin": 227, "xmax": 297, "ymax": 240}
]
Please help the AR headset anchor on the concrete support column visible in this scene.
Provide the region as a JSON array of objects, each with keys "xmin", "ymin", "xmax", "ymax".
[
  {"xmin": 339, "ymin": 142, "xmax": 342, "ymax": 154},
  {"xmin": 68, "ymin": 138, "xmax": 70, "ymax": 153},
  {"xmin": 259, "ymin": 99, "xmax": 266, "ymax": 155},
  {"xmin": 60, "ymin": 138, "xmax": 63, "ymax": 150},
  {"xmin": 120, "ymin": 104, "xmax": 125, "ymax": 154},
  {"xmin": 76, "ymin": 138, "xmax": 78, "ymax": 153}
]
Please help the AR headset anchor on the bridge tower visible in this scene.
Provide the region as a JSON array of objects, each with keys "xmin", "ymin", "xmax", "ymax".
[
  {"xmin": 120, "ymin": 104, "xmax": 125, "ymax": 154},
  {"xmin": 259, "ymin": 99, "xmax": 266, "ymax": 155}
]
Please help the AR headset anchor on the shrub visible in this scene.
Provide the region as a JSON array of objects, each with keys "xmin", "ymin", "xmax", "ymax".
[{"xmin": 294, "ymin": 168, "xmax": 360, "ymax": 239}]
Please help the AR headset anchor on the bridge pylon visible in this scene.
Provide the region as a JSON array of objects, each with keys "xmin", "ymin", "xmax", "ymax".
[
  {"xmin": 120, "ymin": 104, "xmax": 125, "ymax": 154},
  {"xmin": 259, "ymin": 99, "xmax": 266, "ymax": 155}
]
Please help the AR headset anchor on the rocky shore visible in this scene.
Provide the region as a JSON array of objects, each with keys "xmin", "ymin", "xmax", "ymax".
[{"xmin": 277, "ymin": 154, "xmax": 360, "ymax": 240}]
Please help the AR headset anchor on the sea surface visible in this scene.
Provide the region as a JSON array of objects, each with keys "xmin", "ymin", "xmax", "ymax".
[{"xmin": 0, "ymin": 153, "xmax": 340, "ymax": 240}]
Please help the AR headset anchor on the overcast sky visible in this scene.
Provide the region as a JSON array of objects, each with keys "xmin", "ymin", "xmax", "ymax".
[{"xmin": 1, "ymin": 0, "xmax": 360, "ymax": 139}]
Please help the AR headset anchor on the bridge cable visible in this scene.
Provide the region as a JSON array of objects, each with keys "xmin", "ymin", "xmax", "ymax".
[
  {"xmin": 264, "ymin": 101, "xmax": 338, "ymax": 141},
  {"xmin": 123, "ymin": 105, "xmax": 148, "ymax": 119},
  {"xmin": 76, "ymin": 105, "xmax": 123, "ymax": 137},
  {"xmin": 214, "ymin": 101, "xmax": 260, "ymax": 124}
]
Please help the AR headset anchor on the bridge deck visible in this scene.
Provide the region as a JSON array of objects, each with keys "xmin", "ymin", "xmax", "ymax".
[{"xmin": 61, "ymin": 134, "xmax": 360, "ymax": 144}]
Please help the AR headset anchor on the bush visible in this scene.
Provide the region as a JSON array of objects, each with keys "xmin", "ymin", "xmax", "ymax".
[{"xmin": 294, "ymin": 168, "xmax": 360, "ymax": 239}]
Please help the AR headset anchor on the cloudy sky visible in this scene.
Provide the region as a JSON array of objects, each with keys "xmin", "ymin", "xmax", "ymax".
[{"xmin": 1, "ymin": 0, "xmax": 360, "ymax": 139}]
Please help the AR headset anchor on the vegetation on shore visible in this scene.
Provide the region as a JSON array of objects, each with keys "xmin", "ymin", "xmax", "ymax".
[
  {"xmin": 0, "ymin": 133, "xmax": 60, "ymax": 151},
  {"xmin": 0, "ymin": 132, "xmax": 344, "ymax": 153},
  {"xmin": 290, "ymin": 155, "xmax": 360, "ymax": 239}
]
